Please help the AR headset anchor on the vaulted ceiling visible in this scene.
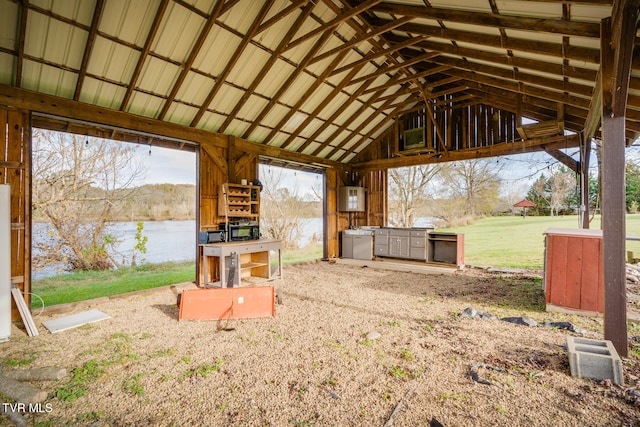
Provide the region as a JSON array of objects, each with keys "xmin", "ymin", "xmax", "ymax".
[{"xmin": 0, "ymin": 0, "xmax": 639, "ymax": 167}]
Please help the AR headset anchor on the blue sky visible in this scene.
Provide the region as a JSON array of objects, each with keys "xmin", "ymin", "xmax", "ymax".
[{"xmin": 135, "ymin": 143, "xmax": 595, "ymax": 201}]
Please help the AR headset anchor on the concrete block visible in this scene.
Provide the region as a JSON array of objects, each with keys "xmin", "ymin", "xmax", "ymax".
[{"xmin": 566, "ymin": 336, "xmax": 624, "ymax": 385}]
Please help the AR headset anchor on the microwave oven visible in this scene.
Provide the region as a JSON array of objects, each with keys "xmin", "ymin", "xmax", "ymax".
[
  {"xmin": 198, "ymin": 230, "xmax": 226, "ymax": 244},
  {"xmin": 228, "ymin": 223, "xmax": 260, "ymax": 241}
]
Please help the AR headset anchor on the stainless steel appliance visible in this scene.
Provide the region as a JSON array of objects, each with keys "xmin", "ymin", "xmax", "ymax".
[
  {"xmin": 199, "ymin": 230, "xmax": 226, "ymax": 244},
  {"xmin": 342, "ymin": 228, "xmax": 375, "ymax": 260},
  {"xmin": 225, "ymin": 222, "xmax": 260, "ymax": 241}
]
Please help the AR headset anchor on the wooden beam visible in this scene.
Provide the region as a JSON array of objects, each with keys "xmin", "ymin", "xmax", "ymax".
[
  {"xmin": 600, "ymin": 0, "xmax": 639, "ymax": 358},
  {"xmin": 403, "ymin": 37, "xmax": 598, "ymax": 83},
  {"xmin": 352, "ymin": 134, "xmax": 581, "ymax": 171},
  {"xmin": 580, "ymin": 134, "xmax": 591, "ymax": 229},
  {"xmin": 0, "ymin": 84, "xmax": 345, "ymax": 170},
  {"xmin": 15, "ymin": 0, "xmax": 28, "ymax": 88},
  {"xmin": 190, "ymin": 1, "xmax": 274, "ymax": 127},
  {"xmin": 371, "ymin": 3, "xmax": 601, "ymax": 37},
  {"xmin": 330, "ymin": 35, "xmax": 429, "ymax": 77},
  {"xmin": 544, "ymin": 149, "xmax": 579, "ymax": 173},
  {"xmin": 74, "ymin": 0, "xmax": 104, "ymax": 101},
  {"xmin": 395, "ymin": 21, "xmax": 600, "ymax": 64},
  {"xmin": 120, "ymin": 0, "xmax": 171, "ymax": 111},
  {"xmin": 284, "ymin": 0, "xmax": 383, "ymax": 52},
  {"xmin": 218, "ymin": 1, "xmax": 316, "ymax": 133},
  {"xmin": 240, "ymin": 29, "xmax": 334, "ymax": 139}
]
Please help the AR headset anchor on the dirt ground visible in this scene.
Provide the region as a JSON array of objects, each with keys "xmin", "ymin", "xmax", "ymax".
[{"xmin": 2, "ymin": 261, "xmax": 640, "ymax": 426}]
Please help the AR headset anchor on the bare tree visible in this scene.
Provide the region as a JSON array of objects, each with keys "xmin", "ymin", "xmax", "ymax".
[
  {"xmin": 438, "ymin": 159, "xmax": 503, "ymax": 218},
  {"xmin": 32, "ymin": 130, "xmax": 146, "ymax": 271},
  {"xmin": 258, "ymin": 166, "xmax": 304, "ymax": 249},
  {"xmin": 548, "ymin": 168, "xmax": 577, "ymax": 216},
  {"xmin": 388, "ymin": 165, "xmax": 443, "ymax": 227}
]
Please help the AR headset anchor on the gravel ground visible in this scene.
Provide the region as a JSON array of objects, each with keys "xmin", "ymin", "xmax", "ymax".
[{"xmin": 2, "ymin": 262, "xmax": 640, "ymax": 426}]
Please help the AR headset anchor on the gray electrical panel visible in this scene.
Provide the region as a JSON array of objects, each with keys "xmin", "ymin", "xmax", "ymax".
[{"xmin": 338, "ymin": 186, "xmax": 365, "ymax": 212}]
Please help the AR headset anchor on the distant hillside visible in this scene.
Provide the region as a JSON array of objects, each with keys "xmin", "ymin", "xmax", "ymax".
[{"xmin": 113, "ymin": 183, "xmax": 196, "ymax": 221}]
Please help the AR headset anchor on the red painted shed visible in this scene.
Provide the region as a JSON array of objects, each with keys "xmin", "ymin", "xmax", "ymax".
[{"xmin": 543, "ymin": 228, "xmax": 603, "ymax": 315}]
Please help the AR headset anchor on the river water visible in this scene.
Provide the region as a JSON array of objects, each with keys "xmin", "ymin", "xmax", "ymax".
[{"xmin": 32, "ymin": 218, "xmax": 323, "ymax": 279}]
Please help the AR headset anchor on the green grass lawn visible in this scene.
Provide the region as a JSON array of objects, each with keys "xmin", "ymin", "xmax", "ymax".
[
  {"xmin": 444, "ymin": 214, "xmax": 640, "ymax": 269},
  {"xmin": 32, "ymin": 217, "xmax": 640, "ymax": 308},
  {"xmin": 32, "ymin": 243, "xmax": 324, "ymax": 308}
]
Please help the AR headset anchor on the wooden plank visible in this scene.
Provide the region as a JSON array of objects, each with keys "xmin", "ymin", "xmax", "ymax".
[
  {"xmin": 178, "ymin": 287, "xmax": 275, "ymax": 321},
  {"xmin": 564, "ymin": 237, "xmax": 583, "ymax": 309},
  {"xmin": 580, "ymin": 237, "xmax": 603, "ymax": 313},
  {"xmin": 42, "ymin": 309, "xmax": 110, "ymax": 333},
  {"xmin": 547, "ymin": 235, "xmax": 569, "ymax": 307},
  {"xmin": 11, "ymin": 288, "xmax": 37, "ymax": 336}
]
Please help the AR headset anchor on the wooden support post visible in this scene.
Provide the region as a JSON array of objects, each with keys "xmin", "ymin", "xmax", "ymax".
[
  {"xmin": 600, "ymin": 0, "xmax": 640, "ymax": 356},
  {"xmin": 580, "ymin": 133, "xmax": 591, "ymax": 229},
  {"xmin": 601, "ymin": 113, "xmax": 627, "ymax": 357}
]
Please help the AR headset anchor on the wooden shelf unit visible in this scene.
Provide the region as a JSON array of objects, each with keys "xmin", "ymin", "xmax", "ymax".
[
  {"xmin": 218, "ymin": 183, "xmax": 260, "ymax": 220},
  {"xmin": 428, "ymin": 232, "xmax": 464, "ymax": 268},
  {"xmin": 200, "ymin": 240, "xmax": 283, "ymax": 288}
]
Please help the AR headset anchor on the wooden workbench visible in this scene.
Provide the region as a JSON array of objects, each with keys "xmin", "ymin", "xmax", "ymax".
[{"xmin": 199, "ymin": 239, "xmax": 283, "ymax": 288}]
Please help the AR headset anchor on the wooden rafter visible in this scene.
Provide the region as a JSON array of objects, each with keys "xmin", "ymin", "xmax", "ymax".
[
  {"xmin": 119, "ymin": 0, "xmax": 170, "ymax": 112},
  {"xmin": 308, "ymin": 16, "xmax": 413, "ymax": 65},
  {"xmin": 345, "ymin": 51, "xmax": 441, "ymax": 88},
  {"xmin": 370, "ymin": 3, "xmax": 601, "ymax": 37},
  {"xmin": 15, "ymin": 0, "xmax": 28, "ymax": 88},
  {"xmin": 279, "ymin": 56, "xmax": 370, "ymax": 150},
  {"xmin": 336, "ymin": 94, "xmax": 423, "ymax": 163},
  {"xmin": 361, "ymin": 65, "xmax": 452, "ymax": 95},
  {"xmin": 262, "ymin": 43, "xmax": 354, "ymax": 147},
  {"xmin": 73, "ymin": 0, "xmax": 104, "ymax": 101},
  {"xmin": 329, "ymin": 35, "xmax": 429, "ymax": 77},
  {"xmin": 425, "ymin": 55, "xmax": 593, "ymax": 99},
  {"xmin": 300, "ymin": 73, "xmax": 408, "ymax": 156},
  {"xmin": 394, "ymin": 21, "xmax": 600, "ymax": 64},
  {"xmin": 190, "ymin": 1, "xmax": 275, "ymax": 128},
  {"xmin": 284, "ymin": 0, "xmax": 384, "ymax": 52},
  {"xmin": 240, "ymin": 30, "xmax": 334, "ymax": 139},
  {"xmin": 401, "ymin": 37, "xmax": 598, "ymax": 83},
  {"xmin": 158, "ymin": 0, "xmax": 229, "ymax": 121},
  {"xmin": 217, "ymin": 1, "xmax": 316, "ymax": 133}
]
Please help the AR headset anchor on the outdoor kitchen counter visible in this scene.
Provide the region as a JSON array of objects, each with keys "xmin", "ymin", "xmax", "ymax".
[
  {"xmin": 373, "ymin": 227, "xmax": 464, "ymax": 268},
  {"xmin": 199, "ymin": 239, "xmax": 283, "ymax": 288}
]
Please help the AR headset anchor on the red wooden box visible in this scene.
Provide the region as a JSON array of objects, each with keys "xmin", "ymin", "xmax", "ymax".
[{"xmin": 544, "ymin": 228, "xmax": 603, "ymax": 314}]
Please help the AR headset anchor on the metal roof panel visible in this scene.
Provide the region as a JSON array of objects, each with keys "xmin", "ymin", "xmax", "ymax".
[
  {"xmin": 137, "ymin": 56, "xmax": 180, "ymax": 96},
  {"xmin": 21, "ymin": 59, "xmax": 76, "ymax": 98},
  {"xmin": 152, "ymin": 2, "xmax": 205, "ymax": 62},
  {"xmin": 255, "ymin": 59, "xmax": 295, "ymax": 98},
  {"xmin": 87, "ymin": 37, "xmax": 138, "ymax": 85},
  {"xmin": 238, "ymin": 96, "xmax": 270, "ymax": 123},
  {"xmin": 165, "ymin": 103, "xmax": 198, "ymax": 126},
  {"xmin": 78, "ymin": 77, "xmax": 125, "ymax": 109},
  {"xmin": 176, "ymin": 72, "xmax": 215, "ymax": 106},
  {"xmin": 127, "ymin": 90, "xmax": 166, "ymax": 118},
  {"xmin": 225, "ymin": 44, "xmax": 272, "ymax": 88},
  {"xmin": 30, "ymin": 0, "xmax": 95, "ymax": 25},
  {"xmin": 100, "ymin": 0, "xmax": 160, "ymax": 46},
  {"xmin": 0, "ymin": 0, "xmax": 19, "ymax": 50},
  {"xmin": 193, "ymin": 26, "xmax": 241, "ymax": 76},
  {"xmin": 25, "ymin": 10, "xmax": 86, "ymax": 70},
  {"xmin": 0, "ymin": 53, "xmax": 15, "ymax": 85}
]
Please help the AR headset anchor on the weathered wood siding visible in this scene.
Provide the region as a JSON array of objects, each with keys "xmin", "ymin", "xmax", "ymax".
[{"xmin": 0, "ymin": 107, "xmax": 31, "ymax": 320}]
